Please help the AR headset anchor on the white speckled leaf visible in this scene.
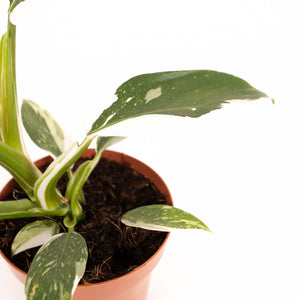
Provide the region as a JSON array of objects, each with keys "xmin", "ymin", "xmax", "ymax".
[
  {"xmin": 121, "ymin": 205, "xmax": 211, "ymax": 232},
  {"xmin": 11, "ymin": 219, "xmax": 60, "ymax": 256},
  {"xmin": 25, "ymin": 232, "xmax": 88, "ymax": 300},
  {"xmin": 89, "ymin": 70, "xmax": 267, "ymax": 134},
  {"xmin": 21, "ymin": 99, "xmax": 65, "ymax": 156}
]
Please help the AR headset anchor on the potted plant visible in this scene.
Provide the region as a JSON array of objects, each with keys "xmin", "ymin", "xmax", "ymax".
[{"xmin": 0, "ymin": 1, "xmax": 269, "ymax": 299}]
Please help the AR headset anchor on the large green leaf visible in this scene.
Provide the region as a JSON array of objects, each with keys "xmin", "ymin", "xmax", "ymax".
[
  {"xmin": 22, "ymin": 99, "xmax": 65, "ymax": 157},
  {"xmin": 121, "ymin": 204, "xmax": 211, "ymax": 232},
  {"xmin": 89, "ymin": 70, "xmax": 267, "ymax": 134},
  {"xmin": 11, "ymin": 219, "xmax": 60, "ymax": 256},
  {"xmin": 25, "ymin": 232, "xmax": 88, "ymax": 300}
]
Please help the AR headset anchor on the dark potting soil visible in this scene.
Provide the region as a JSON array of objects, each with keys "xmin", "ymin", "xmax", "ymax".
[{"xmin": 0, "ymin": 157, "xmax": 168, "ymax": 284}]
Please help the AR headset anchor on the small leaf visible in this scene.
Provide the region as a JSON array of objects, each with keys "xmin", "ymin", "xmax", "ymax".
[
  {"xmin": 121, "ymin": 204, "xmax": 211, "ymax": 232},
  {"xmin": 11, "ymin": 219, "xmax": 60, "ymax": 256},
  {"xmin": 22, "ymin": 99, "xmax": 65, "ymax": 157},
  {"xmin": 96, "ymin": 136, "xmax": 126, "ymax": 152},
  {"xmin": 25, "ymin": 232, "xmax": 88, "ymax": 300},
  {"xmin": 89, "ymin": 70, "xmax": 267, "ymax": 134}
]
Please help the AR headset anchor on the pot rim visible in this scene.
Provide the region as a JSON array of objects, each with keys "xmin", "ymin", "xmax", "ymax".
[{"xmin": 0, "ymin": 149, "xmax": 172, "ymax": 288}]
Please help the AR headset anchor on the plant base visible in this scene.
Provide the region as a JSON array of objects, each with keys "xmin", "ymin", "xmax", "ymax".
[{"xmin": 0, "ymin": 150, "xmax": 172, "ymax": 299}]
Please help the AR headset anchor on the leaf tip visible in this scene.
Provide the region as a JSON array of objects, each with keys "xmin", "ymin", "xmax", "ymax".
[
  {"xmin": 204, "ymin": 226, "xmax": 212, "ymax": 234},
  {"xmin": 11, "ymin": 249, "xmax": 16, "ymax": 257}
]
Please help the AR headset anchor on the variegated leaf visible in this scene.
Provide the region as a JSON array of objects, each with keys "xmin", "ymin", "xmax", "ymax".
[
  {"xmin": 21, "ymin": 99, "xmax": 65, "ymax": 157},
  {"xmin": 96, "ymin": 136, "xmax": 126, "ymax": 152},
  {"xmin": 121, "ymin": 204, "xmax": 211, "ymax": 232},
  {"xmin": 25, "ymin": 232, "xmax": 88, "ymax": 300},
  {"xmin": 89, "ymin": 70, "xmax": 267, "ymax": 134},
  {"xmin": 11, "ymin": 219, "xmax": 60, "ymax": 256}
]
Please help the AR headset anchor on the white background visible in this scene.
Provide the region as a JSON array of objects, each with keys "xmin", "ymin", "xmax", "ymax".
[{"xmin": 0, "ymin": 0, "xmax": 300, "ymax": 299}]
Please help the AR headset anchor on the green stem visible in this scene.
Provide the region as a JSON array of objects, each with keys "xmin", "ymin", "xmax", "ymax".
[
  {"xmin": 0, "ymin": 141, "xmax": 41, "ymax": 199},
  {"xmin": 0, "ymin": 17, "xmax": 27, "ymax": 154},
  {"xmin": 34, "ymin": 136, "xmax": 94, "ymax": 210}
]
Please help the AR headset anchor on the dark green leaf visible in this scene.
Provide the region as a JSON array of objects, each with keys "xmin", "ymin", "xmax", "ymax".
[
  {"xmin": 89, "ymin": 70, "xmax": 267, "ymax": 134},
  {"xmin": 25, "ymin": 232, "xmax": 88, "ymax": 300},
  {"xmin": 121, "ymin": 204, "xmax": 211, "ymax": 232}
]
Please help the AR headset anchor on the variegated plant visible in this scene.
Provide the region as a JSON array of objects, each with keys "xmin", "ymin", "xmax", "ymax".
[{"xmin": 0, "ymin": 1, "xmax": 269, "ymax": 300}]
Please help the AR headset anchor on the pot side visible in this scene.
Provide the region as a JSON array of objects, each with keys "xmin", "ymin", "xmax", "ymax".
[{"xmin": 0, "ymin": 149, "xmax": 172, "ymax": 300}]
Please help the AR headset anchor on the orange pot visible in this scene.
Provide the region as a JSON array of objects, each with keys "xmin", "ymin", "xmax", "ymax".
[{"xmin": 0, "ymin": 149, "xmax": 172, "ymax": 300}]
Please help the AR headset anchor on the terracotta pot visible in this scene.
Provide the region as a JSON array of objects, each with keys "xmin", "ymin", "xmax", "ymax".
[{"xmin": 0, "ymin": 149, "xmax": 172, "ymax": 300}]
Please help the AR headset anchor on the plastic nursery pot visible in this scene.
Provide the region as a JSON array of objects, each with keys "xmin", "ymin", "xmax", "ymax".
[{"xmin": 0, "ymin": 149, "xmax": 172, "ymax": 300}]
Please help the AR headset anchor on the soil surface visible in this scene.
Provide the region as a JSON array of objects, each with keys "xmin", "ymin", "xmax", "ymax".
[{"xmin": 0, "ymin": 156, "xmax": 168, "ymax": 284}]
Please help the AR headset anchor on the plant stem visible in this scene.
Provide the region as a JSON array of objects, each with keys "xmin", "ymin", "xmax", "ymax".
[
  {"xmin": 0, "ymin": 141, "xmax": 41, "ymax": 198},
  {"xmin": 0, "ymin": 16, "xmax": 28, "ymax": 155}
]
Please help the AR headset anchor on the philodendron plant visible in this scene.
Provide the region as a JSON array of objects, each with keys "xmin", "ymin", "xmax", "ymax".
[{"xmin": 0, "ymin": 1, "xmax": 268, "ymax": 300}]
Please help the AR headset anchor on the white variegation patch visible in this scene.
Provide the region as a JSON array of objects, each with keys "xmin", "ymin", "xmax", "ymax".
[
  {"xmin": 222, "ymin": 96, "xmax": 270, "ymax": 106},
  {"xmin": 101, "ymin": 112, "xmax": 116, "ymax": 129},
  {"xmin": 72, "ymin": 246, "xmax": 89, "ymax": 295},
  {"xmin": 121, "ymin": 218, "xmax": 172, "ymax": 232},
  {"xmin": 71, "ymin": 275, "xmax": 80, "ymax": 296},
  {"xmin": 13, "ymin": 229, "xmax": 57, "ymax": 256},
  {"xmin": 145, "ymin": 87, "xmax": 162, "ymax": 103}
]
